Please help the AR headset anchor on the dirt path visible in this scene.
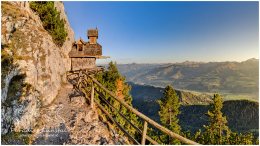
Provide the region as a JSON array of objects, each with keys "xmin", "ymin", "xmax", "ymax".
[{"xmin": 32, "ymin": 83, "xmax": 124, "ymax": 144}]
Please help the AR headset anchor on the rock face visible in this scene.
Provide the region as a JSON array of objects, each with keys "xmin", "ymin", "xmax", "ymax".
[{"xmin": 1, "ymin": 1, "xmax": 74, "ymax": 134}]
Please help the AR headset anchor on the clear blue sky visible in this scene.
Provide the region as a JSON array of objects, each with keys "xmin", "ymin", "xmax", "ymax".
[{"xmin": 64, "ymin": 1, "xmax": 259, "ymax": 64}]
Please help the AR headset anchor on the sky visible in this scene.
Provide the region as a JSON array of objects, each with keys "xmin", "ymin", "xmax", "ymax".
[{"xmin": 64, "ymin": 1, "xmax": 259, "ymax": 64}]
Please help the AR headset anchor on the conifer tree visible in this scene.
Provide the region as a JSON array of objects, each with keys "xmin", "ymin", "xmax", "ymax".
[
  {"xmin": 203, "ymin": 94, "xmax": 230, "ymax": 144},
  {"xmin": 30, "ymin": 1, "xmax": 67, "ymax": 46},
  {"xmin": 95, "ymin": 62, "xmax": 140, "ymax": 140},
  {"xmin": 157, "ymin": 85, "xmax": 181, "ymax": 144},
  {"xmin": 228, "ymin": 132, "xmax": 255, "ymax": 145},
  {"xmin": 192, "ymin": 94, "xmax": 257, "ymax": 145}
]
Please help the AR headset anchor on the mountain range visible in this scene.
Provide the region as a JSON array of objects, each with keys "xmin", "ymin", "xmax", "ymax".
[{"xmin": 118, "ymin": 58, "xmax": 259, "ymax": 101}]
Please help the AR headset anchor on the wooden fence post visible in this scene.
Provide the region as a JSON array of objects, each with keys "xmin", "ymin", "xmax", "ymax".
[
  {"xmin": 91, "ymin": 81, "xmax": 94, "ymax": 108},
  {"xmin": 86, "ymin": 74, "xmax": 200, "ymax": 145},
  {"xmin": 141, "ymin": 121, "xmax": 148, "ymax": 145}
]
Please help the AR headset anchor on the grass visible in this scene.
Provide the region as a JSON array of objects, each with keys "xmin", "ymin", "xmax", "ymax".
[
  {"xmin": 11, "ymin": 30, "xmax": 30, "ymax": 53},
  {"xmin": 1, "ymin": 2, "xmax": 27, "ymax": 18},
  {"xmin": 1, "ymin": 46, "xmax": 17, "ymax": 88}
]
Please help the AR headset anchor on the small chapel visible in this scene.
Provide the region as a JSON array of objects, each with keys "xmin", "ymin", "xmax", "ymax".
[{"xmin": 69, "ymin": 28, "xmax": 108, "ymax": 71}]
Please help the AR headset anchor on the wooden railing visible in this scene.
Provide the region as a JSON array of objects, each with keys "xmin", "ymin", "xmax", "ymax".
[{"xmin": 67, "ymin": 71, "xmax": 199, "ymax": 145}]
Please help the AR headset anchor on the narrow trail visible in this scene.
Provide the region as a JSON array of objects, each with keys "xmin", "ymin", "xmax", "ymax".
[{"xmin": 32, "ymin": 83, "xmax": 124, "ymax": 144}]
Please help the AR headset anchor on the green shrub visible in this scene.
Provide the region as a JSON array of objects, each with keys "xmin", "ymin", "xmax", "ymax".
[
  {"xmin": 29, "ymin": 1, "xmax": 67, "ymax": 47},
  {"xmin": 1, "ymin": 47, "xmax": 16, "ymax": 87},
  {"xmin": 1, "ymin": 131, "xmax": 31, "ymax": 144}
]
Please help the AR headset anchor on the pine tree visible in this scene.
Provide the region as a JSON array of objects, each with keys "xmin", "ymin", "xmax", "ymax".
[
  {"xmin": 95, "ymin": 62, "xmax": 140, "ymax": 141},
  {"xmin": 193, "ymin": 129, "xmax": 206, "ymax": 144},
  {"xmin": 227, "ymin": 132, "xmax": 255, "ymax": 144},
  {"xmin": 29, "ymin": 1, "xmax": 67, "ymax": 46},
  {"xmin": 193, "ymin": 94, "xmax": 257, "ymax": 145},
  {"xmin": 203, "ymin": 94, "xmax": 230, "ymax": 144},
  {"xmin": 157, "ymin": 85, "xmax": 181, "ymax": 144}
]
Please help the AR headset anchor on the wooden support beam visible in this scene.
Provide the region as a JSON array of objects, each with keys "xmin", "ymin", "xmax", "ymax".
[
  {"xmin": 94, "ymin": 98, "xmax": 140, "ymax": 145},
  {"xmin": 96, "ymin": 88, "xmax": 158, "ymax": 145},
  {"xmin": 91, "ymin": 81, "xmax": 94, "ymax": 109},
  {"xmin": 141, "ymin": 121, "xmax": 148, "ymax": 145},
  {"xmin": 146, "ymin": 136, "xmax": 159, "ymax": 145}
]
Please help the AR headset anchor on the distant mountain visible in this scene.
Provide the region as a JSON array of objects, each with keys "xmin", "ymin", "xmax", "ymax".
[
  {"xmin": 117, "ymin": 63, "xmax": 162, "ymax": 80},
  {"xmin": 119, "ymin": 59, "xmax": 259, "ymax": 101},
  {"xmin": 129, "ymin": 82, "xmax": 212, "ymax": 106},
  {"xmin": 129, "ymin": 83, "xmax": 259, "ymax": 135}
]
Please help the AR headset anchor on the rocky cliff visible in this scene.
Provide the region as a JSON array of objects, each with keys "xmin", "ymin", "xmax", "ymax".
[{"xmin": 1, "ymin": 1, "xmax": 74, "ymax": 134}]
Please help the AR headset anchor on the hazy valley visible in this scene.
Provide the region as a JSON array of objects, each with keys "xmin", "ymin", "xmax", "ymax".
[{"xmin": 118, "ymin": 58, "xmax": 259, "ymax": 101}]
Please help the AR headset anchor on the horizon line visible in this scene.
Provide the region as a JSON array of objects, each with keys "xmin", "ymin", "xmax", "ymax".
[{"xmin": 97, "ymin": 57, "xmax": 259, "ymax": 65}]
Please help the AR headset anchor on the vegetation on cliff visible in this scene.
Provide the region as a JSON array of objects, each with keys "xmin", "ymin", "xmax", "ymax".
[
  {"xmin": 1, "ymin": 46, "xmax": 15, "ymax": 86},
  {"xmin": 95, "ymin": 62, "xmax": 141, "ymax": 142},
  {"xmin": 1, "ymin": 131, "xmax": 31, "ymax": 145},
  {"xmin": 30, "ymin": 1, "xmax": 67, "ymax": 46}
]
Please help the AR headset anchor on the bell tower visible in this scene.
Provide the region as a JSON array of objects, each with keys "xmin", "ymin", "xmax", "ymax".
[{"xmin": 87, "ymin": 28, "xmax": 98, "ymax": 44}]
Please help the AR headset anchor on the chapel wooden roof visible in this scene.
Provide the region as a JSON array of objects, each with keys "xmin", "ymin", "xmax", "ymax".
[
  {"xmin": 69, "ymin": 41, "xmax": 102, "ymax": 58},
  {"xmin": 88, "ymin": 29, "xmax": 98, "ymax": 38}
]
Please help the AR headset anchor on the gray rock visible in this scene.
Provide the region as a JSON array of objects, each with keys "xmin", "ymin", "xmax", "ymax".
[
  {"xmin": 6, "ymin": 21, "xmax": 15, "ymax": 33},
  {"xmin": 14, "ymin": 21, "xmax": 23, "ymax": 28},
  {"xmin": 5, "ymin": 33, "xmax": 11, "ymax": 42},
  {"xmin": 26, "ymin": 47, "xmax": 32, "ymax": 52}
]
